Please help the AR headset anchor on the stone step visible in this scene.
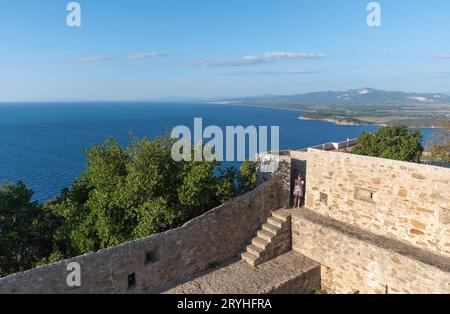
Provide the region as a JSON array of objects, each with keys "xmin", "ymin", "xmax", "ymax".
[
  {"xmin": 246, "ymin": 244, "xmax": 264, "ymax": 257},
  {"xmin": 262, "ymin": 223, "xmax": 280, "ymax": 235},
  {"xmin": 267, "ymin": 216, "xmax": 286, "ymax": 228},
  {"xmin": 241, "ymin": 252, "xmax": 259, "ymax": 267},
  {"xmin": 252, "ymin": 237, "xmax": 270, "ymax": 250},
  {"xmin": 272, "ymin": 210, "xmax": 291, "ymax": 222},
  {"xmin": 257, "ymin": 230, "xmax": 275, "ymax": 242},
  {"xmin": 242, "ymin": 209, "xmax": 292, "ymax": 267}
]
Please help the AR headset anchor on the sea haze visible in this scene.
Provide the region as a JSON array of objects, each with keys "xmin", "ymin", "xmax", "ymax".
[{"xmin": 0, "ymin": 102, "xmax": 433, "ymax": 203}]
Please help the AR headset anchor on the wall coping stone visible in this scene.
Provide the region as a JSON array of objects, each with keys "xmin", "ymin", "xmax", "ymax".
[{"xmin": 307, "ymin": 148, "xmax": 450, "ymax": 173}]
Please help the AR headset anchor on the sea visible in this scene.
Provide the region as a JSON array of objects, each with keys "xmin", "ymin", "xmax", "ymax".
[{"xmin": 0, "ymin": 102, "xmax": 434, "ymax": 203}]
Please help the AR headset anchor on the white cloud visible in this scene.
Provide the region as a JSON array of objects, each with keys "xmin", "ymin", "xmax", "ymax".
[
  {"xmin": 187, "ymin": 51, "xmax": 326, "ymax": 67},
  {"xmin": 128, "ymin": 52, "xmax": 165, "ymax": 60},
  {"xmin": 427, "ymin": 53, "xmax": 450, "ymax": 60},
  {"xmin": 78, "ymin": 54, "xmax": 112, "ymax": 62},
  {"xmin": 221, "ymin": 69, "xmax": 318, "ymax": 76}
]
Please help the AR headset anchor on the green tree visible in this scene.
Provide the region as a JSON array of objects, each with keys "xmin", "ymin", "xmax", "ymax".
[
  {"xmin": 426, "ymin": 121, "xmax": 450, "ymax": 162},
  {"xmin": 237, "ymin": 160, "xmax": 257, "ymax": 194},
  {"xmin": 0, "ymin": 182, "xmax": 58, "ymax": 277},
  {"xmin": 45, "ymin": 135, "xmax": 258, "ymax": 260},
  {"xmin": 1, "ymin": 135, "xmax": 258, "ymax": 274},
  {"xmin": 48, "ymin": 137, "xmax": 183, "ymax": 255},
  {"xmin": 353, "ymin": 125, "xmax": 424, "ymax": 163}
]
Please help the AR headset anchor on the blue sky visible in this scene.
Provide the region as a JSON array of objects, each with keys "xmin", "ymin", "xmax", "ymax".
[{"xmin": 0, "ymin": 0, "xmax": 449, "ymax": 101}]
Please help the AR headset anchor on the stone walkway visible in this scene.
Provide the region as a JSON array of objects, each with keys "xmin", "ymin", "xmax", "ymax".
[{"xmin": 161, "ymin": 251, "xmax": 320, "ymax": 294}]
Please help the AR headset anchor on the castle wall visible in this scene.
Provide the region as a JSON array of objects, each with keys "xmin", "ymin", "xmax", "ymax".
[
  {"xmin": 292, "ymin": 149, "xmax": 450, "ymax": 293},
  {"xmin": 0, "ymin": 178, "xmax": 281, "ymax": 294},
  {"xmin": 304, "ymin": 149, "xmax": 450, "ymax": 256},
  {"xmin": 292, "ymin": 209, "xmax": 450, "ymax": 294}
]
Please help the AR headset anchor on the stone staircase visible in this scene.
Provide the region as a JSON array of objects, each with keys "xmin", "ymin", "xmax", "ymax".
[{"xmin": 241, "ymin": 209, "xmax": 292, "ymax": 267}]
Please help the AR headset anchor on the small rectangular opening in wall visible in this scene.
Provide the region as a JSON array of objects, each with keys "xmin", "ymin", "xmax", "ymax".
[
  {"xmin": 128, "ymin": 273, "xmax": 136, "ymax": 289},
  {"xmin": 320, "ymin": 193, "xmax": 328, "ymax": 205},
  {"xmin": 145, "ymin": 247, "xmax": 160, "ymax": 265},
  {"xmin": 354, "ymin": 187, "xmax": 376, "ymax": 203}
]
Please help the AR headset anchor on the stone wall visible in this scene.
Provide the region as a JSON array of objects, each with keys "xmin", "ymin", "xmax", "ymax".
[
  {"xmin": 305, "ymin": 149, "xmax": 450, "ymax": 257},
  {"xmin": 292, "ymin": 209, "xmax": 450, "ymax": 294},
  {"xmin": 0, "ymin": 178, "xmax": 282, "ymax": 294}
]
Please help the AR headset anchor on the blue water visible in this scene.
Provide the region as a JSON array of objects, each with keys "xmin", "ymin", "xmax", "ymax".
[{"xmin": 0, "ymin": 102, "xmax": 433, "ymax": 203}]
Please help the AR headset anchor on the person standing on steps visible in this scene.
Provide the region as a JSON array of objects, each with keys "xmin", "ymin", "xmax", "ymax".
[{"xmin": 293, "ymin": 174, "xmax": 305, "ymax": 208}]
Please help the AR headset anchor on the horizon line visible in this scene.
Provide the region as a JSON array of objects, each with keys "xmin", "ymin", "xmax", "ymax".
[{"xmin": 1, "ymin": 87, "xmax": 450, "ymax": 103}]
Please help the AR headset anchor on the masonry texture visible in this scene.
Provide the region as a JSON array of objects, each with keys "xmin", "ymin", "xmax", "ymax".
[
  {"xmin": 1, "ymin": 148, "xmax": 450, "ymax": 294},
  {"xmin": 293, "ymin": 208, "xmax": 450, "ymax": 294},
  {"xmin": 304, "ymin": 149, "xmax": 450, "ymax": 257},
  {"xmin": 0, "ymin": 178, "xmax": 281, "ymax": 294},
  {"xmin": 294, "ymin": 149, "xmax": 450, "ymax": 293}
]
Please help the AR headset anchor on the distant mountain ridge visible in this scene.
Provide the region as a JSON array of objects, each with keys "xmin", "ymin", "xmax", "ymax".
[{"xmin": 213, "ymin": 88, "xmax": 450, "ymax": 107}]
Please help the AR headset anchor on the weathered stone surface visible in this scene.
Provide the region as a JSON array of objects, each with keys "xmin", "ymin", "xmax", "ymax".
[
  {"xmin": 304, "ymin": 149, "xmax": 450, "ymax": 257},
  {"xmin": 292, "ymin": 208, "xmax": 450, "ymax": 294},
  {"xmin": 0, "ymin": 178, "xmax": 282, "ymax": 294},
  {"xmin": 411, "ymin": 220, "xmax": 426, "ymax": 231},
  {"xmin": 161, "ymin": 251, "xmax": 320, "ymax": 294}
]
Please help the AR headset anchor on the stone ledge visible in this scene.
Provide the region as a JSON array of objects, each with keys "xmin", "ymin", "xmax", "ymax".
[{"xmin": 293, "ymin": 208, "xmax": 450, "ymax": 273}]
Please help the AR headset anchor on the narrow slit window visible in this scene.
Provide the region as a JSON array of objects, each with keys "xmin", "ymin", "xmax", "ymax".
[{"xmin": 128, "ymin": 273, "xmax": 136, "ymax": 289}]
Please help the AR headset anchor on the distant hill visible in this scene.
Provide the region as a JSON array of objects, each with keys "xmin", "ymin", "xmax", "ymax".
[
  {"xmin": 212, "ymin": 88, "xmax": 450, "ymax": 107},
  {"xmin": 210, "ymin": 88, "xmax": 450, "ymax": 128}
]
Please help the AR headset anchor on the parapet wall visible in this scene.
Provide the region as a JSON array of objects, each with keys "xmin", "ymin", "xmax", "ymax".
[
  {"xmin": 292, "ymin": 149, "xmax": 450, "ymax": 293},
  {"xmin": 304, "ymin": 149, "xmax": 450, "ymax": 256},
  {"xmin": 0, "ymin": 178, "xmax": 282, "ymax": 294}
]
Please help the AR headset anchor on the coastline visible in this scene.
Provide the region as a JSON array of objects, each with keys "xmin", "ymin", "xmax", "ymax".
[
  {"xmin": 207, "ymin": 101, "xmax": 441, "ymax": 129},
  {"xmin": 208, "ymin": 101, "xmax": 381, "ymax": 126},
  {"xmin": 297, "ymin": 115, "xmax": 442, "ymax": 129},
  {"xmin": 206, "ymin": 101, "xmax": 306, "ymax": 113}
]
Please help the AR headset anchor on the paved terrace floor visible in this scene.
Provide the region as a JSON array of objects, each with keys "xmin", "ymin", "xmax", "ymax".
[{"xmin": 161, "ymin": 251, "xmax": 321, "ymax": 294}]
